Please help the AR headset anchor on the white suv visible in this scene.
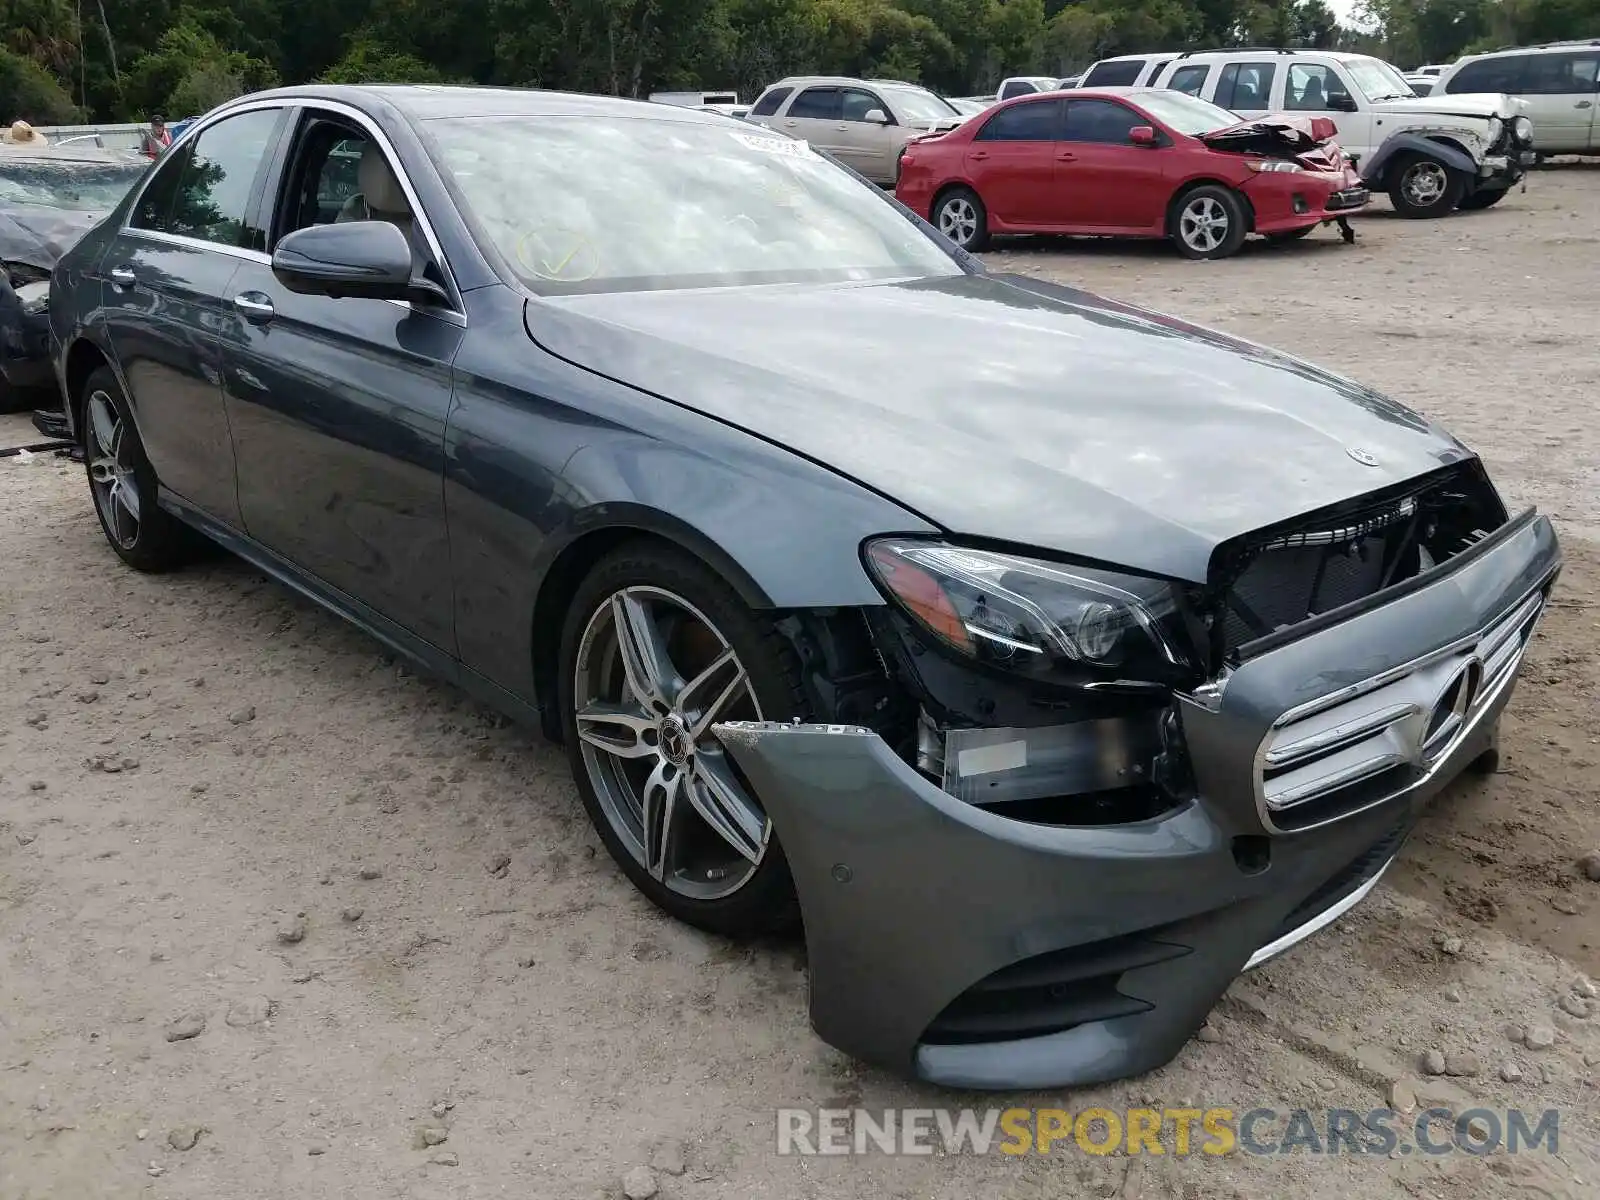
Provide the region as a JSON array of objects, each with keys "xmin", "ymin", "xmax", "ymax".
[
  {"xmin": 1149, "ymin": 49, "xmax": 1534, "ymax": 216},
  {"xmin": 1435, "ymin": 40, "xmax": 1600, "ymax": 156}
]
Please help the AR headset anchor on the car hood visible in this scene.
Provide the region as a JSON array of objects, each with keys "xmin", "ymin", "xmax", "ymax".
[
  {"xmin": 1372, "ymin": 91, "xmax": 1522, "ymax": 120},
  {"xmin": 0, "ymin": 204, "xmax": 105, "ymax": 274},
  {"xmin": 523, "ymin": 273, "xmax": 1473, "ymax": 582}
]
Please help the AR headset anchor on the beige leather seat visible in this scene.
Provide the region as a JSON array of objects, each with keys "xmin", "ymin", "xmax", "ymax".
[{"xmin": 336, "ymin": 144, "xmax": 413, "ymax": 232}]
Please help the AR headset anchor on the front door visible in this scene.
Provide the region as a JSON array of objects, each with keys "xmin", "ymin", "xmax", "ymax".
[
  {"xmin": 219, "ymin": 112, "xmax": 463, "ymax": 650},
  {"xmin": 963, "ymin": 98, "xmax": 1064, "ymax": 227},
  {"xmin": 1054, "ymin": 98, "xmax": 1169, "ymax": 230},
  {"xmin": 96, "ymin": 106, "xmax": 287, "ymax": 526},
  {"xmin": 835, "ymin": 87, "xmax": 897, "ymax": 183},
  {"xmin": 1282, "ymin": 62, "xmax": 1376, "ymax": 160}
]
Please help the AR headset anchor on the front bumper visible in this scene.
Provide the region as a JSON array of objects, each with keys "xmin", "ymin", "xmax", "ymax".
[
  {"xmin": 1246, "ymin": 167, "xmax": 1370, "ymax": 233},
  {"xmin": 715, "ymin": 511, "xmax": 1560, "ymax": 1090}
]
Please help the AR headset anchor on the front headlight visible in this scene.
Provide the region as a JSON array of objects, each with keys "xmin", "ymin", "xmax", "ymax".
[
  {"xmin": 1485, "ymin": 116, "xmax": 1503, "ymax": 145},
  {"xmin": 864, "ymin": 538, "xmax": 1192, "ymax": 685},
  {"xmin": 1246, "ymin": 160, "xmax": 1304, "ymax": 174},
  {"xmin": 1513, "ymin": 115, "xmax": 1533, "ymax": 141}
]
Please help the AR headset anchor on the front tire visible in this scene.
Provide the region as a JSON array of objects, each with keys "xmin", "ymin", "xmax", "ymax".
[
  {"xmin": 1169, "ymin": 185, "xmax": 1248, "ymax": 260},
  {"xmin": 80, "ymin": 366, "xmax": 199, "ymax": 572},
  {"xmin": 1387, "ymin": 152, "xmax": 1465, "ymax": 218},
  {"xmin": 933, "ymin": 186, "xmax": 989, "ymax": 251},
  {"xmin": 558, "ymin": 541, "xmax": 807, "ymax": 939}
]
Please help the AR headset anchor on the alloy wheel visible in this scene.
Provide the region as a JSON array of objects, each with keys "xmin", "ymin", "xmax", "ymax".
[
  {"xmin": 86, "ymin": 389, "xmax": 141, "ymax": 550},
  {"xmin": 1401, "ymin": 161, "xmax": 1448, "ymax": 208},
  {"xmin": 937, "ymin": 196, "xmax": 978, "ymax": 247},
  {"xmin": 572, "ymin": 586, "xmax": 769, "ymax": 900},
  {"xmin": 1179, "ymin": 196, "xmax": 1231, "ymax": 255}
]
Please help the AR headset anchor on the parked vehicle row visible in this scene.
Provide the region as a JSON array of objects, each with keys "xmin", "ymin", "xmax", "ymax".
[
  {"xmin": 896, "ymin": 88, "xmax": 1369, "ymax": 259},
  {"xmin": 1436, "ymin": 39, "xmax": 1600, "ymax": 155},
  {"xmin": 40, "ymin": 83, "xmax": 1560, "ymax": 1093}
]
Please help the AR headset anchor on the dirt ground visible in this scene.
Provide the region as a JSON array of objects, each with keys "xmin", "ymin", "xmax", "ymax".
[{"xmin": 3, "ymin": 171, "xmax": 1599, "ymax": 1200}]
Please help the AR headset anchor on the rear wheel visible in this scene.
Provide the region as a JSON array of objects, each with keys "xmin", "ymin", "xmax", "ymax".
[
  {"xmin": 1458, "ymin": 186, "xmax": 1508, "ymax": 211},
  {"xmin": 933, "ymin": 187, "xmax": 989, "ymax": 251},
  {"xmin": 1387, "ymin": 152, "xmax": 1465, "ymax": 218},
  {"xmin": 1169, "ymin": 185, "xmax": 1248, "ymax": 260},
  {"xmin": 80, "ymin": 366, "xmax": 200, "ymax": 572},
  {"xmin": 558, "ymin": 542, "xmax": 807, "ymax": 938}
]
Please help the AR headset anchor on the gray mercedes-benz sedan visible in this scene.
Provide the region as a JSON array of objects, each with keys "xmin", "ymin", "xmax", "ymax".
[{"xmin": 47, "ymin": 84, "xmax": 1561, "ymax": 1090}]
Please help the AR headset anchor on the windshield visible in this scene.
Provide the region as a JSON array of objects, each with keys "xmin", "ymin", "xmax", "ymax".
[
  {"xmin": 1135, "ymin": 90, "xmax": 1244, "ymax": 134},
  {"xmin": 0, "ymin": 157, "xmax": 149, "ymax": 210},
  {"xmin": 882, "ymin": 87, "xmax": 960, "ymax": 121},
  {"xmin": 433, "ymin": 115, "xmax": 962, "ymax": 295},
  {"xmin": 1346, "ymin": 59, "xmax": 1415, "ymax": 101}
]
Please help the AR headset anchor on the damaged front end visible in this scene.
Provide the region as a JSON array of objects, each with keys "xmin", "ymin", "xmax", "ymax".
[{"xmin": 714, "ymin": 463, "xmax": 1561, "ymax": 1089}]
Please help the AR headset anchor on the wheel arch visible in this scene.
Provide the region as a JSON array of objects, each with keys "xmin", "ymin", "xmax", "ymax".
[
  {"xmin": 63, "ymin": 335, "xmax": 113, "ymax": 439},
  {"xmin": 1166, "ymin": 177, "xmax": 1257, "ymax": 234}
]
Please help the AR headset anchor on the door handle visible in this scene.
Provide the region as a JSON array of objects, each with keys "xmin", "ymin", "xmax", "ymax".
[
  {"xmin": 1577, "ymin": 100, "xmax": 1593, "ymax": 108},
  {"xmin": 108, "ymin": 264, "xmax": 136, "ymax": 287},
  {"xmin": 783, "ymin": 120, "xmax": 797, "ymax": 127},
  {"xmin": 233, "ymin": 292, "xmax": 275, "ymax": 321},
  {"xmin": 970, "ymin": 150, "xmax": 989, "ymax": 160},
  {"xmin": 1056, "ymin": 152, "xmax": 1077, "ymax": 161}
]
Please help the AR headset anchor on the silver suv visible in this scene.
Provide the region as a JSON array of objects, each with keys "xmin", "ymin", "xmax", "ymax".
[
  {"xmin": 1436, "ymin": 40, "xmax": 1600, "ymax": 156},
  {"xmin": 746, "ymin": 77, "xmax": 970, "ymax": 185}
]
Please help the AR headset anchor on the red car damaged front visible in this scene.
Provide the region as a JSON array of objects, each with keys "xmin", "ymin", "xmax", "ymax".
[{"xmin": 1199, "ymin": 114, "xmax": 1370, "ymax": 237}]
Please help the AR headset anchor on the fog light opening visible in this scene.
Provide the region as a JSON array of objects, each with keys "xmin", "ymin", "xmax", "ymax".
[{"xmin": 1232, "ymin": 834, "xmax": 1271, "ymax": 875}]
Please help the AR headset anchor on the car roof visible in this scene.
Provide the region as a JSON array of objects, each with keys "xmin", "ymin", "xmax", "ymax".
[
  {"xmin": 216, "ymin": 83, "xmax": 739, "ymax": 125},
  {"xmin": 764, "ymin": 76, "xmax": 919, "ymax": 89},
  {"xmin": 1162, "ymin": 49, "xmax": 1375, "ymax": 65},
  {"xmin": 1459, "ymin": 39, "xmax": 1600, "ymax": 60}
]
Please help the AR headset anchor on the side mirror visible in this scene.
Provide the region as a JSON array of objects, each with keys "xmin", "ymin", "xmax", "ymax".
[
  {"xmin": 863, "ymin": 108, "xmax": 890, "ymax": 124},
  {"xmin": 271, "ymin": 221, "xmax": 415, "ymax": 301},
  {"xmin": 1327, "ymin": 92, "xmax": 1358, "ymax": 112},
  {"xmin": 1129, "ymin": 125, "xmax": 1158, "ymax": 146}
]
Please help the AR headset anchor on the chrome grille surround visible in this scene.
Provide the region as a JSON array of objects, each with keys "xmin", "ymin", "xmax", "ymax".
[{"xmin": 1252, "ymin": 584, "xmax": 1547, "ymax": 833}]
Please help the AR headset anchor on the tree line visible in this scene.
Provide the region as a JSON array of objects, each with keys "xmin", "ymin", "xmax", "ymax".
[{"xmin": 1, "ymin": 0, "xmax": 1595, "ymax": 126}]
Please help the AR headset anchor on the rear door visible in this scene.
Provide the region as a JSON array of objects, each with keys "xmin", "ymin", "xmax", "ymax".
[
  {"xmin": 97, "ymin": 104, "xmax": 287, "ymax": 527},
  {"xmin": 777, "ymin": 87, "xmax": 845, "ymax": 157},
  {"xmin": 217, "ymin": 107, "xmax": 463, "ymax": 649},
  {"xmin": 1211, "ymin": 60, "xmax": 1278, "ymax": 120},
  {"xmin": 963, "ymin": 98, "xmax": 1064, "ymax": 226},
  {"xmin": 1054, "ymin": 98, "xmax": 1169, "ymax": 230},
  {"xmin": 1524, "ymin": 51, "xmax": 1600, "ymax": 153}
]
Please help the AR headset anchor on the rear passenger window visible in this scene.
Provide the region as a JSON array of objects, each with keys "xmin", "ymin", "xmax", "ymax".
[
  {"xmin": 1445, "ymin": 55, "xmax": 1529, "ymax": 94},
  {"xmin": 1168, "ymin": 65, "xmax": 1209, "ymax": 96},
  {"xmin": 1081, "ymin": 59, "xmax": 1145, "ymax": 87},
  {"xmin": 787, "ymin": 87, "xmax": 842, "ymax": 120},
  {"xmin": 977, "ymin": 99, "xmax": 1062, "ymax": 140},
  {"xmin": 1524, "ymin": 52, "xmax": 1600, "ymax": 94},
  {"xmin": 750, "ymin": 86, "xmax": 792, "ymax": 117},
  {"xmin": 1215, "ymin": 62, "xmax": 1276, "ymax": 109}
]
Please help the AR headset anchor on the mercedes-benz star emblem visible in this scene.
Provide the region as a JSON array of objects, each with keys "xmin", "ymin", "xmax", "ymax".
[
  {"xmin": 1420, "ymin": 657, "xmax": 1482, "ymax": 761},
  {"xmin": 1346, "ymin": 446, "xmax": 1381, "ymax": 467}
]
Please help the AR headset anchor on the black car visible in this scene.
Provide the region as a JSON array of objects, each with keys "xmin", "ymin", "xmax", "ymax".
[
  {"xmin": 0, "ymin": 146, "xmax": 147, "ymax": 410},
  {"xmin": 47, "ymin": 86, "xmax": 1561, "ymax": 1090}
]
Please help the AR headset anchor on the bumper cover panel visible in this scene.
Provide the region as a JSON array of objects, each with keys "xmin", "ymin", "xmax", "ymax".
[{"xmin": 713, "ymin": 513, "xmax": 1559, "ymax": 1091}]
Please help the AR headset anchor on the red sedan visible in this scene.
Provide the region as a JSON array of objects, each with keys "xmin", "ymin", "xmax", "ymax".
[{"xmin": 895, "ymin": 87, "xmax": 1370, "ymax": 260}]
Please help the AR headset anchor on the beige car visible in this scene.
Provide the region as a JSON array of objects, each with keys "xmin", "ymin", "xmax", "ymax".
[{"xmin": 745, "ymin": 76, "xmax": 969, "ymax": 185}]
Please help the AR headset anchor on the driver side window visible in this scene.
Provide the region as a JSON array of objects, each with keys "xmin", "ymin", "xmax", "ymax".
[
  {"xmin": 1286, "ymin": 63, "xmax": 1345, "ymax": 110},
  {"xmin": 841, "ymin": 89, "xmax": 890, "ymax": 123}
]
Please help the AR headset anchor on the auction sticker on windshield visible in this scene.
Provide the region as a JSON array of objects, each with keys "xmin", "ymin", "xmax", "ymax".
[{"xmin": 728, "ymin": 131, "xmax": 819, "ymax": 159}]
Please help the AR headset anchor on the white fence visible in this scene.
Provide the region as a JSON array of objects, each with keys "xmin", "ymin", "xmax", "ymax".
[{"xmin": 32, "ymin": 122, "xmax": 146, "ymax": 152}]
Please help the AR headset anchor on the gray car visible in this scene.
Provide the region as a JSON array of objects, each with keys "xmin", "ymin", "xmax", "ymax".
[{"xmin": 47, "ymin": 84, "xmax": 1561, "ymax": 1090}]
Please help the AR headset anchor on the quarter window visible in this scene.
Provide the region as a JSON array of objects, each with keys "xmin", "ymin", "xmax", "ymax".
[
  {"xmin": 976, "ymin": 99, "xmax": 1062, "ymax": 140},
  {"xmin": 1215, "ymin": 62, "xmax": 1276, "ymax": 109},
  {"xmin": 1080, "ymin": 59, "xmax": 1145, "ymax": 87},
  {"xmin": 787, "ymin": 87, "xmax": 842, "ymax": 120},
  {"xmin": 135, "ymin": 108, "xmax": 281, "ymax": 248},
  {"xmin": 1061, "ymin": 99, "xmax": 1140, "ymax": 144},
  {"xmin": 750, "ymin": 86, "xmax": 792, "ymax": 117},
  {"xmin": 1168, "ymin": 65, "xmax": 1209, "ymax": 96},
  {"xmin": 1445, "ymin": 55, "xmax": 1529, "ymax": 94}
]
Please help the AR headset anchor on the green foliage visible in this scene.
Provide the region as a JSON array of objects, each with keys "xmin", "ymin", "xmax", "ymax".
[{"xmin": 4, "ymin": 0, "xmax": 1599, "ymax": 122}]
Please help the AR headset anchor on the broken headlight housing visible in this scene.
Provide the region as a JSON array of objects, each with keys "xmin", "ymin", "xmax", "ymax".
[{"xmin": 864, "ymin": 539, "xmax": 1193, "ymax": 687}]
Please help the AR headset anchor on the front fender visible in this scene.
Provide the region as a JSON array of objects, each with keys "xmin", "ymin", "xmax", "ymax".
[{"xmin": 1361, "ymin": 131, "xmax": 1478, "ymax": 185}]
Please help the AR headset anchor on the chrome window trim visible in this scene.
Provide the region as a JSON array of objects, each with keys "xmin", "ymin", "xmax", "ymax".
[{"xmin": 120, "ymin": 95, "xmax": 466, "ymax": 324}]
